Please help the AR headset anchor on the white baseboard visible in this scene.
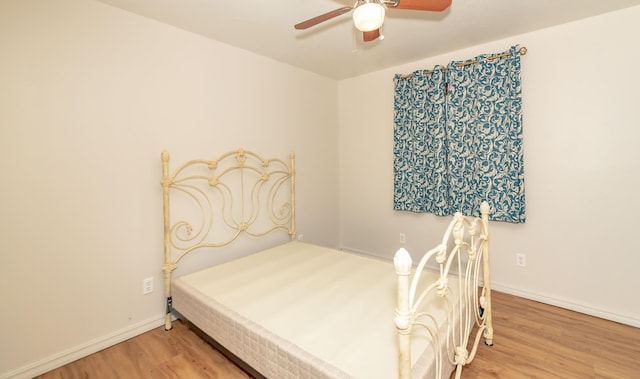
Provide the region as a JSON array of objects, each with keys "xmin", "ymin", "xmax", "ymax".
[
  {"xmin": 4, "ymin": 277, "xmax": 637, "ymax": 379},
  {"xmin": 341, "ymin": 245, "xmax": 640, "ymax": 328},
  {"xmin": 1, "ymin": 314, "xmax": 166, "ymax": 379},
  {"xmin": 490, "ymin": 281, "xmax": 640, "ymax": 328}
]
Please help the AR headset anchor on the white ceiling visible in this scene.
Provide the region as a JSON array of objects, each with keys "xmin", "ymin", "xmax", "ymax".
[{"xmin": 95, "ymin": 0, "xmax": 640, "ymax": 79}]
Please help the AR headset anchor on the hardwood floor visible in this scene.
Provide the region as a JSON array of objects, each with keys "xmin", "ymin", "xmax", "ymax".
[
  {"xmin": 38, "ymin": 291, "xmax": 640, "ymax": 378},
  {"xmin": 36, "ymin": 320, "xmax": 252, "ymax": 379},
  {"xmin": 460, "ymin": 292, "xmax": 640, "ymax": 378}
]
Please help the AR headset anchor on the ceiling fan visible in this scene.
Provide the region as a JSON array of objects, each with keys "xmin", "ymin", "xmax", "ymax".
[{"xmin": 294, "ymin": 0, "xmax": 452, "ymax": 42}]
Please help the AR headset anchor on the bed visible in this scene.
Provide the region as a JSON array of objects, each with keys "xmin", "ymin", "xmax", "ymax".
[{"xmin": 160, "ymin": 148, "xmax": 493, "ymax": 379}]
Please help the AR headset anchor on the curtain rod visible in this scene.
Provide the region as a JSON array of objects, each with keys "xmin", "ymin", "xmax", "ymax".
[{"xmin": 397, "ymin": 46, "xmax": 528, "ymax": 80}]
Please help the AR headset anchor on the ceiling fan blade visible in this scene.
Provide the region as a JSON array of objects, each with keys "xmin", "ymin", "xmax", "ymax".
[
  {"xmin": 363, "ymin": 29, "xmax": 381, "ymax": 42},
  {"xmin": 294, "ymin": 6, "xmax": 353, "ymax": 30},
  {"xmin": 389, "ymin": 0, "xmax": 452, "ymax": 11}
]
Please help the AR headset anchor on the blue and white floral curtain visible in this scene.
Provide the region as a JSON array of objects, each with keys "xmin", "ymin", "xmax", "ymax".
[{"xmin": 394, "ymin": 45, "xmax": 525, "ymax": 223}]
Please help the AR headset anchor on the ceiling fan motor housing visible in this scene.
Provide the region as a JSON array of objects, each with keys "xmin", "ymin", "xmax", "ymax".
[{"xmin": 353, "ymin": 0, "xmax": 386, "ymax": 32}]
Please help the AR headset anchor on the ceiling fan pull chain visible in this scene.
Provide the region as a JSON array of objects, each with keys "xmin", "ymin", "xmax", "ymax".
[{"xmin": 352, "ymin": 25, "xmax": 359, "ymax": 54}]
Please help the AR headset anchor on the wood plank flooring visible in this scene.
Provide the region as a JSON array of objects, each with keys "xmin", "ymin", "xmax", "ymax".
[
  {"xmin": 36, "ymin": 319, "xmax": 252, "ymax": 379},
  {"xmin": 459, "ymin": 292, "xmax": 640, "ymax": 378},
  {"xmin": 37, "ymin": 291, "xmax": 640, "ymax": 378}
]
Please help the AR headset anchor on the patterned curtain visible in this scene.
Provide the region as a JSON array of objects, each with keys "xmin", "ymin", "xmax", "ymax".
[
  {"xmin": 393, "ymin": 66, "xmax": 448, "ymax": 214},
  {"xmin": 393, "ymin": 45, "xmax": 525, "ymax": 223}
]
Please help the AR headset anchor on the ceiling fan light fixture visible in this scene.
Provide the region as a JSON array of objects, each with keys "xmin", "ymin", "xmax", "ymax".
[{"xmin": 352, "ymin": 1, "xmax": 385, "ymax": 32}]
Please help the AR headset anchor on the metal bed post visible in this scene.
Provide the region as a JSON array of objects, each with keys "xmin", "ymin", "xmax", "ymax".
[
  {"xmin": 480, "ymin": 202, "xmax": 493, "ymax": 346},
  {"xmin": 394, "ymin": 247, "xmax": 413, "ymax": 379},
  {"xmin": 161, "ymin": 151, "xmax": 176, "ymax": 331},
  {"xmin": 289, "ymin": 151, "xmax": 296, "ymax": 240}
]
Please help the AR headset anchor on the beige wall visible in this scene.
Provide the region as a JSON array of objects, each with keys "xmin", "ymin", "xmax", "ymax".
[
  {"xmin": 2, "ymin": 0, "xmax": 640, "ymax": 377},
  {"xmin": 0, "ymin": 0, "xmax": 339, "ymax": 377},
  {"xmin": 339, "ymin": 6, "xmax": 640, "ymax": 327}
]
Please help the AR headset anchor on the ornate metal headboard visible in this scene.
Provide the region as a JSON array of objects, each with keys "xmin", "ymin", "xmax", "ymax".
[{"xmin": 160, "ymin": 148, "xmax": 295, "ymax": 330}]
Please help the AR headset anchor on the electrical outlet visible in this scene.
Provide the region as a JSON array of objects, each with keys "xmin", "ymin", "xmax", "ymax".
[
  {"xmin": 143, "ymin": 277, "xmax": 154, "ymax": 294},
  {"xmin": 399, "ymin": 233, "xmax": 406, "ymax": 244},
  {"xmin": 516, "ymin": 253, "xmax": 526, "ymax": 267}
]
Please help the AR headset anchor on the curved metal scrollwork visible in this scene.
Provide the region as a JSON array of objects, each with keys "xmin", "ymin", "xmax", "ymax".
[
  {"xmin": 394, "ymin": 202, "xmax": 492, "ymax": 379},
  {"xmin": 161, "ymin": 149, "xmax": 295, "ymax": 330}
]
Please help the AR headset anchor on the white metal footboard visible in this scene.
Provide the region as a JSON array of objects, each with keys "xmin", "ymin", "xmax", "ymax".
[{"xmin": 394, "ymin": 202, "xmax": 492, "ymax": 379}]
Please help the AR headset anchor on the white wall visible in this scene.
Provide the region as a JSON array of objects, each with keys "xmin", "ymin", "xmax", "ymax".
[
  {"xmin": 0, "ymin": 0, "xmax": 339, "ymax": 377},
  {"xmin": 338, "ymin": 6, "xmax": 640, "ymax": 327}
]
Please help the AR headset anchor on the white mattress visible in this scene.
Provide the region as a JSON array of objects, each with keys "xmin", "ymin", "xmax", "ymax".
[{"xmin": 172, "ymin": 241, "xmax": 458, "ymax": 379}]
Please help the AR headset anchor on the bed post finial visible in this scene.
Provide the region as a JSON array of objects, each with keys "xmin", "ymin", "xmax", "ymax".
[
  {"xmin": 480, "ymin": 201, "xmax": 490, "ymax": 218},
  {"xmin": 394, "ymin": 247, "xmax": 412, "ymax": 276}
]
